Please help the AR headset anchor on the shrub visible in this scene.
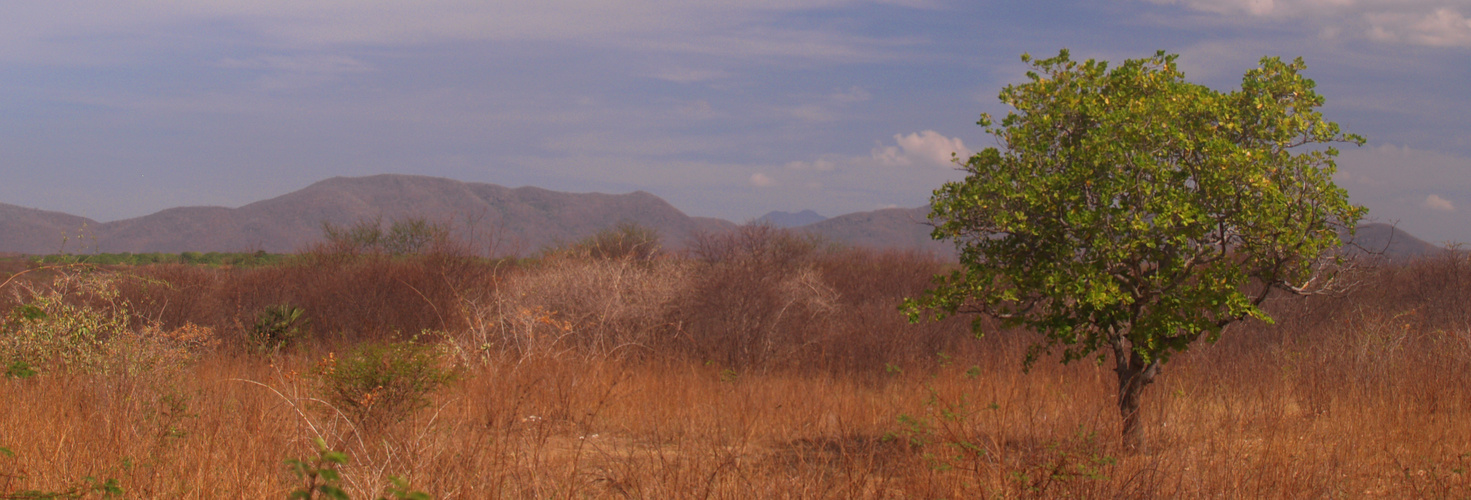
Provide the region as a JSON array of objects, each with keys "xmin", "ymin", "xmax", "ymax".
[
  {"xmin": 0, "ymin": 270, "xmax": 129, "ymax": 374},
  {"xmin": 250, "ymin": 304, "xmax": 309, "ymax": 352},
  {"xmin": 320, "ymin": 217, "xmax": 453, "ymax": 257},
  {"xmin": 566, "ymin": 223, "xmax": 662, "ymax": 261},
  {"xmin": 106, "ymin": 322, "xmax": 219, "ymax": 377},
  {"xmin": 676, "ymin": 224, "xmax": 837, "ymax": 368},
  {"xmin": 460, "ymin": 257, "xmax": 689, "ymax": 362},
  {"xmin": 313, "ymin": 341, "xmax": 456, "ymax": 432},
  {"xmin": 286, "ymin": 438, "xmax": 432, "ymax": 500}
]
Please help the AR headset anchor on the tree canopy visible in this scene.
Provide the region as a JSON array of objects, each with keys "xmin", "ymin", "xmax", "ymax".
[{"xmin": 904, "ymin": 50, "xmax": 1365, "ymax": 450}]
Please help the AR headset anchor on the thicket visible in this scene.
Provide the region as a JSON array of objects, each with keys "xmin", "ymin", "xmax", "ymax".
[
  {"xmin": 27, "ymin": 251, "xmax": 287, "ymax": 267},
  {"xmin": 0, "ymin": 225, "xmax": 1468, "ymax": 497}
]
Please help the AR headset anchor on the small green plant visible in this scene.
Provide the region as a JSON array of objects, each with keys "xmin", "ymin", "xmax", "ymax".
[
  {"xmin": 883, "ymin": 382, "xmax": 990, "ymax": 473},
  {"xmin": 0, "ymin": 446, "xmax": 123, "ymax": 499},
  {"xmin": 378, "ymin": 477, "xmax": 432, "ymax": 500},
  {"xmin": 3, "ymin": 361, "xmax": 36, "ymax": 380},
  {"xmin": 313, "ymin": 341, "xmax": 456, "ymax": 432},
  {"xmin": 285, "ymin": 438, "xmax": 432, "ymax": 500},
  {"xmin": 287, "ymin": 438, "xmax": 350, "ymax": 500},
  {"xmin": 251, "ymin": 305, "xmax": 309, "ymax": 352},
  {"xmin": 1010, "ymin": 427, "xmax": 1117, "ymax": 495}
]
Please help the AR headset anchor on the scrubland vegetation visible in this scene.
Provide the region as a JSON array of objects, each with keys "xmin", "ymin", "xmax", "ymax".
[{"xmin": 1, "ymin": 225, "xmax": 1468, "ymax": 498}]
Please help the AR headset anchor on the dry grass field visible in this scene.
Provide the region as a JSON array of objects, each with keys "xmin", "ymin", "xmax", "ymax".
[{"xmin": 1, "ymin": 228, "xmax": 1468, "ymax": 498}]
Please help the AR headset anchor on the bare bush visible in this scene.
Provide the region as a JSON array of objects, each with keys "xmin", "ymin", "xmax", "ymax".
[{"xmin": 456, "ymin": 256, "xmax": 690, "ymax": 362}]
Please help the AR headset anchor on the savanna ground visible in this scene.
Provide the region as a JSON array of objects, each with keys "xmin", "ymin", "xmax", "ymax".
[{"xmin": 1, "ymin": 225, "xmax": 1468, "ymax": 498}]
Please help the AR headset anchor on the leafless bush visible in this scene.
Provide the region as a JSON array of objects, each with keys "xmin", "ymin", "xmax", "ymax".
[{"xmin": 455, "ymin": 256, "xmax": 691, "ymax": 362}]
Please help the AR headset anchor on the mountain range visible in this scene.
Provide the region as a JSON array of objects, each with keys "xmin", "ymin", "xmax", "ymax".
[
  {"xmin": 755, "ymin": 210, "xmax": 828, "ymax": 228},
  {"xmin": 0, "ymin": 174, "xmax": 1446, "ymax": 259}
]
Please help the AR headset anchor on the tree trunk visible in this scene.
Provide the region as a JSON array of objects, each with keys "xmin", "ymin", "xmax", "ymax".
[{"xmin": 1114, "ymin": 347, "xmax": 1160, "ymax": 453}]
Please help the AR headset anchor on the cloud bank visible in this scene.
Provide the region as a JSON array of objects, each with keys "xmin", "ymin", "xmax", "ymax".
[
  {"xmin": 872, "ymin": 131, "xmax": 971, "ymax": 168},
  {"xmin": 1145, "ymin": 0, "xmax": 1471, "ymax": 47}
]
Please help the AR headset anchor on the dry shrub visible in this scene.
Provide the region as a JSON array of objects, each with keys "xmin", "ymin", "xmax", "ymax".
[
  {"xmin": 0, "ymin": 267, "xmax": 219, "ymax": 380},
  {"xmin": 1, "ymin": 251, "xmax": 1470, "ymax": 497},
  {"xmin": 457, "ymin": 256, "xmax": 690, "ymax": 361},
  {"xmin": 116, "ymin": 251, "xmax": 500, "ymax": 349},
  {"xmin": 105, "ymin": 322, "xmax": 219, "ymax": 377},
  {"xmin": 673, "ymin": 225, "xmax": 840, "ymax": 368}
]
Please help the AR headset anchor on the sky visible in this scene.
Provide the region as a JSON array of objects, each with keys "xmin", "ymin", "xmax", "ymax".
[{"xmin": 2, "ymin": 0, "xmax": 1469, "ymax": 244}]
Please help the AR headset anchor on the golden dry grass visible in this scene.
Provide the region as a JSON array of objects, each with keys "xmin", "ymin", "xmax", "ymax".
[{"xmin": 1, "ymin": 243, "xmax": 1469, "ymax": 498}]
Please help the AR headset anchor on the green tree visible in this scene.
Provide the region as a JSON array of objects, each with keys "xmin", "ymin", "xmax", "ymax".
[
  {"xmin": 321, "ymin": 217, "xmax": 451, "ymax": 256},
  {"xmin": 904, "ymin": 50, "xmax": 1365, "ymax": 451}
]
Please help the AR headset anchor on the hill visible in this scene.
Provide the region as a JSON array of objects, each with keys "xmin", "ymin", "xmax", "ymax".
[
  {"xmin": 790, "ymin": 209, "xmax": 1444, "ymax": 261},
  {"xmin": 2, "ymin": 175, "xmax": 736, "ymax": 255},
  {"xmin": 796, "ymin": 206, "xmax": 951, "ymax": 255},
  {"xmin": 755, "ymin": 210, "xmax": 827, "ymax": 228},
  {"xmin": 0, "ymin": 175, "xmax": 1450, "ymax": 259},
  {"xmin": 0, "ymin": 203, "xmax": 101, "ymax": 255},
  {"xmin": 1345, "ymin": 223, "xmax": 1442, "ymax": 259}
]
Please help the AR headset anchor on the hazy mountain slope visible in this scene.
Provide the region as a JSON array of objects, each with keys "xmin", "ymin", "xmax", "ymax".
[
  {"xmin": 0, "ymin": 203, "xmax": 100, "ymax": 254},
  {"xmin": 0, "ymin": 175, "xmax": 1447, "ymax": 258},
  {"xmin": 795, "ymin": 208, "xmax": 1445, "ymax": 261},
  {"xmin": 797, "ymin": 206, "xmax": 952, "ymax": 254},
  {"xmin": 1346, "ymin": 223, "xmax": 1442, "ymax": 259},
  {"xmin": 755, "ymin": 210, "xmax": 826, "ymax": 228},
  {"xmin": 56, "ymin": 174, "xmax": 737, "ymax": 254}
]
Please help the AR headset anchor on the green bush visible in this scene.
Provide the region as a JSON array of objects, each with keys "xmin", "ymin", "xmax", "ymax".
[
  {"xmin": 568, "ymin": 223, "xmax": 662, "ymax": 261},
  {"xmin": 0, "ymin": 271, "xmax": 129, "ymax": 374},
  {"xmin": 250, "ymin": 305, "xmax": 309, "ymax": 352},
  {"xmin": 313, "ymin": 341, "xmax": 456, "ymax": 431},
  {"xmin": 286, "ymin": 438, "xmax": 432, "ymax": 500},
  {"xmin": 320, "ymin": 217, "xmax": 452, "ymax": 256}
]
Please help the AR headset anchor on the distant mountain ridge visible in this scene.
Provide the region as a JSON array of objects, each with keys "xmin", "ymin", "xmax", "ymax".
[
  {"xmin": 796, "ymin": 206, "xmax": 952, "ymax": 255},
  {"xmin": 755, "ymin": 210, "xmax": 826, "ymax": 228},
  {"xmin": 0, "ymin": 174, "xmax": 1449, "ymax": 259},
  {"xmin": 0, "ymin": 202, "xmax": 99, "ymax": 255},
  {"xmin": 1, "ymin": 175, "xmax": 736, "ymax": 255}
]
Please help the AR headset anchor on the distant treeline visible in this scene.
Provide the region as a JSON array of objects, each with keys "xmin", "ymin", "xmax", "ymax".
[{"xmin": 28, "ymin": 251, "xmax": 287, "ymax": 267}]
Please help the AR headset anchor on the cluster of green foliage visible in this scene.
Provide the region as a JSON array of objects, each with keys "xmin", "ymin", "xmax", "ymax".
[
  {"xmin": 321, "ymin": 218, "xmax": 452, "ymax": 256},
  {"xmin": 286, "ymin": 438, "xmax": 429, "ymax": 500},
  {"xmin": 0, "ymin": 446, "xmax": 124, "ymax": 498},
  {"xmin": 0, "ymin": 271, "xmax": 130, "ymax": 375},
  {"xmin": 561, "ymin": 223, "xmax": 663, "ymax": 261},
  {"xmin": 250, "ymin": 305, "xmax": 310, "ymax": 353},
  {"xmin": 906, "ymin": 50, "xmax": 1364, "ymax": 450},
  {"xmin": 29, "ymin": 251, "xmax": 285, "ymax": 267},
  {"xmin": 2, "ymin": 268, "xmax": 214, "ymax": 378},
  {"xmin": 313, "ymin": 341, "xmax": 457, "ymax": 431}
]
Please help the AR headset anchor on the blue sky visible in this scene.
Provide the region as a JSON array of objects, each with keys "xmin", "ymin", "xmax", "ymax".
[{"xmin": 2, "ymin": 1, "xmax": 1469, "ymax": 243}]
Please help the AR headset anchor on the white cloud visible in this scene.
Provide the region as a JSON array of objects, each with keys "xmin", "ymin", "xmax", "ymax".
[
  {"xmin": 1336, "ymin": 144, "xmax": 1471, "ymax": 243},
  {"xmin": 791, "ymin": 104, "xmax": 836, "ymax": 122},
  {"xmin": 215, "ymin": 54, "xmax": 372, "ymax": 73},
  {"xmin": 215, "ymin": 54, "xmax": 374, "ymax": 90},
  {"xmin": 829, "ymin": 86, "xmax": 872, "ymax": 103},
  {"xmin": 653, "ymin": 68, "xmax": 730, "ymax": 83},
  {"xmin": 785, "ymin": 158, "xmax": 837, "ymax": 171},
  {"xmin": 750, "ymin": 172, "xmax": 777, "ymax": 187},
  {"xmin": 872, "ymin": 130, "xmax": 971, "ymax": 168},
  {"xmin": 679, "ymin": 100, "xmax": 718, "ymax": 119},
  {"xmin": 1405, "ymin": 8, "xmax": 1471, "ymax": 47},
  {"xmin": 1424, "ymin": 194, "xmax": 1456, "ymax": 212},
  {"xmin": 1142, "ymin": 1, "xmax": 1471, "ymax": 48},
  {"xmin": 0, "ymin": 1, "xmax": 929, "ymax": 65}
]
